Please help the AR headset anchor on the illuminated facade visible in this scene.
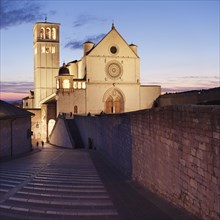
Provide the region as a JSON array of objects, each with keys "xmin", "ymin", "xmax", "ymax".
[
  {"xmin": 55, "ymin": 24, "xmax": 161, "ymax": 115},
  {"xmin": 23, "ymin": 21, "xmax": 161, "ymax": 141},
  {"xmin": 33, "ymin": 22, "xmax": 60, "ymax": 108}
]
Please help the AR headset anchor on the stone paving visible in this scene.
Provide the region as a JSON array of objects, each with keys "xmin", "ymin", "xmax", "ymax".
[{"xmin": 0, "ymin": 144, "xmax": 200, "ymax": 220}]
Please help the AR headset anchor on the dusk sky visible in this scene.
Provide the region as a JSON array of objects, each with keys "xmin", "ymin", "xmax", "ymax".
[{"xmin": 0, "ymin": 0, "xmax": 219, "ymax": 101}]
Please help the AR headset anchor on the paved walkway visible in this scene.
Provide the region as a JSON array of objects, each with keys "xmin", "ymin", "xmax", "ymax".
[{"xmin": 0, "ymin": 144, "xmax": 199, "ymax": 220}]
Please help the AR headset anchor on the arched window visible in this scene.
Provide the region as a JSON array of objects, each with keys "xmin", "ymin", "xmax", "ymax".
[
  {"xmin": 40, "ymin": 27, "xmax": 45, "ymax": 39},
  {"xmin": 74, "ymin": 105, "xmax": 78, "ymax": 114},
  {"xmin": 46, "ymin": 27, "xmax": 51, "ymax": 39},
  {"xmin": 52, "ymin": 28, "xmax": 56, "ymax": 40},
  {"xmin": 63, "ymin": 79, "xmax": 70, "ymax": 89}
]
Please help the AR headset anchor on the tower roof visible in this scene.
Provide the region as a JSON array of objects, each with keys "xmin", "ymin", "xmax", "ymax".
[{"xmin": 58, "ymin": 63, "xmax": 70, "ymax": 76}]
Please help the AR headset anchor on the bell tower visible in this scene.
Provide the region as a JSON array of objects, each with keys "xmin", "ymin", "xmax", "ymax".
[{"xmin": 33, "ymin": 21, "xmax": 60, "ymax": 108}]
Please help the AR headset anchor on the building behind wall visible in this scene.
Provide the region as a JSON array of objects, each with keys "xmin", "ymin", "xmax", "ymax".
[{"xmin": 23, "ymin": 21, "xmax": 161, "ymax": 141}]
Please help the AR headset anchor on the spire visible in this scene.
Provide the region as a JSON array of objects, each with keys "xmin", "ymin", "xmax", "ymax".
[
  {"xmin": 45, "ymin": 15, "xmax": 47, "ymax": 23},
  {"xmin": 112, "ymin": 20, "xmax": 115, "ymax": 30}
]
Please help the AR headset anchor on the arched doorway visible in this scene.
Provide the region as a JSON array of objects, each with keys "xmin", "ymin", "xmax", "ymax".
[
  {"xmin": 103, "ymin": 88, "xmax": 124, "ymax": 114},
  {"xmin": 48, "ymin": 119, "xmax": 56, "ymax": 136},
  {"xmin": 105, "ymin": 96, "xmax": 113, "ymax": 113}
]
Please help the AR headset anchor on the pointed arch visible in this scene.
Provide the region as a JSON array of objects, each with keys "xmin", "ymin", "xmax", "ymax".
[{"xmin": 103, "ymin": 87, "xmax": 125, "ymax": 113}]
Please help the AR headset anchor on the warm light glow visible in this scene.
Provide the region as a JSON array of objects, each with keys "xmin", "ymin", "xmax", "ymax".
[
  {"xmin": 56, "ymin": 80, "xmax": 59, "ymax": 89},
  {"xmin": 82, "ymin": 82, "xmax": 86, "ymax": 89},
  {"xmin": 63, "ymin": 79, "xmax": 70, "ymax": 88},
  {"xmin": 51, "ymin": 47, "xmax": 55, "ymax": 54},
  {"xmin": 52, "ymin": 28, "xmax": 56, "ymax": 40},
  {"xmin": 41, "ymin": 46, "xmax": 45, "ymax": 53},
  {"xmin": 73, "ymin": 82, "xmax": 77, "ymax": 89},
  {"xmin": 78, "ymin": 82, "xmax": 82, "ymax": 89}
]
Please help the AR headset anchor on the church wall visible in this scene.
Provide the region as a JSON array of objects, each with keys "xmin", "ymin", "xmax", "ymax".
[
  {"xmin": 56, "ymin": 90, "xmax": 86, "ymax": 115},
  {"xmin": 140, "ymin": 85, "xmax": 161, "ymax": 109},
  {"xmin": 86, "ymin": 84, "xmax": 140, "ymax": 114},
  {"xmin": 86, "ymin": 56, "xmax": 139, "ymax": 83}
]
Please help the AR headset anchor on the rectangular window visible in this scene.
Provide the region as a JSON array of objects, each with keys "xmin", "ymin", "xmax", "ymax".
[
  {"xmin": 51, "ymin": 47, "xmax": 55, "ymax": 54},
  {"xmin": 41, "ymin": 46, "xmax": 45, "ymax": 53}
]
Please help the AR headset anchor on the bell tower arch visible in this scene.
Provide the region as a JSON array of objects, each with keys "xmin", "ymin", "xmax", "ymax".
[{"xmin": 33, "ymin": 21, "xmax": 60, "ymax": 108}]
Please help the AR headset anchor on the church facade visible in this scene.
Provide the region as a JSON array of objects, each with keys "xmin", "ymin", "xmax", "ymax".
[{"xmin": 23, "ymin": 21, "xmax": 160, "ymax": 141}]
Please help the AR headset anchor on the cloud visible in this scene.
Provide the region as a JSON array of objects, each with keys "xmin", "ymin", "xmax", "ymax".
[
  {"xmin": 73, "ymin": 15, "xmax": 107, "ymax": 28},
  {"xmin": 65, "ymin": 33, "xmax": 105, "ymax": 50},
  {"xmin": 0, "ymin": 0, "xmax": 44, "ymax": 29},
  {"xmin": 180, "ymin": 76, "xmax": 219, "ymax": 79},
  {"xmin": 0, "ymin": 81, "xmax": 34, "ymax": 94}
]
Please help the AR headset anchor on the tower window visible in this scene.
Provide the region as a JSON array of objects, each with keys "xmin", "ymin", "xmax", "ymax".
[
  {"xmin": 45, "ymin": 47, "xmax": 50, "ymax": 53},
  {"xmin": 46, "ymin": 28, "xmax": 51, "ymax": 39},
  {"xmin": 40, "ymin": 27, "xmax": 45, "ymax": 39},
  {"xmin": 41, "ymin": 46, "xmax": 45, "ymax": 53},
  {"xmin": 52, "ymin": 28, "xmax": 56, "ymax": 40},
  {"xmin": 56, "ymin": 80, "xmax": 59, "ymax": 89},
  {"xmin": 51, "ymin": 47, "xmax": 55, "ymax": 54},
  {"xmin": 63, "ymin": 79, "xmax": 70, "ymax": 89}
]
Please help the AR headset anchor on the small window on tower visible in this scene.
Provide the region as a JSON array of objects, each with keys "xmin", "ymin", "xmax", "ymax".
[
  {"xmin": 63, "ymin": 79, "xmax": 70, "ymax": 89},
  {"xmin": 51, "ymin": 47, "xmax": 55, "ymax": 54},
  {"xmin": 46, "ymin": 28, "xmax": 51, "ymax": 39},
  {"xmin": 41, "ymin": 46, "xmax": 45, "ymax": 53},
  {"xmin": 56, "ymin": 80, "xmax": 59, "ymax": 89},
  {"xmin": 45, "ymin": 47, "xmax": 50, "ymax": 53},
  {"xmin": 52, "ymin": 28, "xmax": 56, "ymax": 40},
  {"xmin": 40, "ymin": 28, "xmax": 45, "ymax": 39}
]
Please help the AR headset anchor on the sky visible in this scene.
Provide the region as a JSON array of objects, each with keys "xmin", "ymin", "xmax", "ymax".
[{"xmin": 0, "ymin": 0, "xmax": 219, "ymax": 101}]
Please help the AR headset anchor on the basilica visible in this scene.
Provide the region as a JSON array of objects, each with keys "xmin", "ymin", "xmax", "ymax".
[{"xmin": 23, "ymin": 21, "xmax": 161, "ymax": 142}]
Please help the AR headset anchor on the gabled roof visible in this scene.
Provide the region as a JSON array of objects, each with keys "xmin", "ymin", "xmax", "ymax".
[
  {"xmin": 86, "ymin": 24, "xmax": 139, "ymax": 58},
  {"xmin": 0, "ymin": 100, "xmax": 34, "ymax": 120}
]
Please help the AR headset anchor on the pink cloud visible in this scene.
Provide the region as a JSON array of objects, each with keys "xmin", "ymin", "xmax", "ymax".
[{"xmin": 0, "ymin": 92, "xmax": 28, "ymax": 101}]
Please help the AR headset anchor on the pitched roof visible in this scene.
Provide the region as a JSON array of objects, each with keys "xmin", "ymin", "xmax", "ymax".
[
  {"xmin": 0, "ymin": 100, "xmax": 34, "ymax": 120},
  {"xmin": 86, "ymin": 24, "xmax": 139, "ymax": 58}
]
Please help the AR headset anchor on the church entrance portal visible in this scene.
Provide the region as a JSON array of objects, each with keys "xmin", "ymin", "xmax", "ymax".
[{"xmin": 104, "ymin": 88, "xmax": 124, "ymax": 114}]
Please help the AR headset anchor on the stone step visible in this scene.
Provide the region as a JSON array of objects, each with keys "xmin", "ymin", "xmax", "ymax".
[
  {"xmin": 0, "ymin": 204, "xmax": 119, "ymax": 220},
  {"xmin": 7, "ymin": 196, "xmax": 114, "ymax": 206},
  {"xmin": 16, "ymin": 191, "xmax": 110, "ymax": 199},
  {"xmin": 23, "ymin": 185, "xmax": 107, "ymax": 193},
  {"xmin": 20, "ymin": 187, "xmax": 109, "ymax": 196},
  {"xmin": 28, "ymin": 182, "xmax": 104, "ymax": 188},
  {"xmin": 33, "ymin": 177, "xmax": 102, "ymax": 183}
]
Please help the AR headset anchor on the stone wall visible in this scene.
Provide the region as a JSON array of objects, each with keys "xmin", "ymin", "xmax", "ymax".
[
  {"xmin": 0, "ymin": 117, "xmax": 32, "ymax": 159},
  {"xmin": 131, "ymin": 106, "xmax": 220, "ymax": 220},
  {"xmin": 49, "ymin": 116, "xmax": 75, "ymax": 148},
  {"xmin": 74, "ymin": 114, "xmax": 132, "ymax": 178},
  {"xmin": 74, "ymin": 105, "xmax": 220, "ymax": 220}
]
